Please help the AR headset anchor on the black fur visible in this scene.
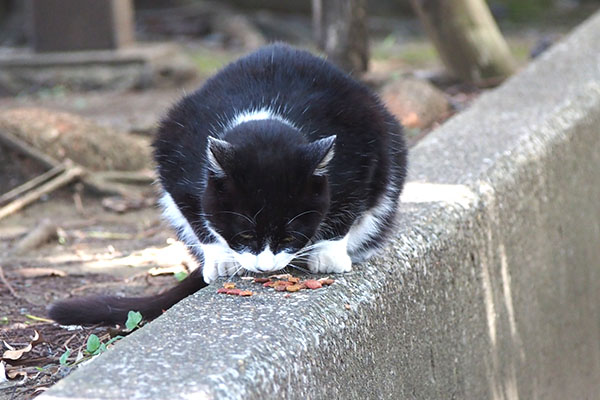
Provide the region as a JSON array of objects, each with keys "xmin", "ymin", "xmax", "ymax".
[{"xmin": 48, "ymin": 268, "xmax": 207, "ymax": 325}]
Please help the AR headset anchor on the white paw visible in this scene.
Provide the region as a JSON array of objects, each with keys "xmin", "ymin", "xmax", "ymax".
[
  {"xmin": 201, "ymin": 244, "xmax": 240, "ymax": 283},
  {"xmin": 307, "ymin": 237, "xmax": 352, "ymax": 274}
]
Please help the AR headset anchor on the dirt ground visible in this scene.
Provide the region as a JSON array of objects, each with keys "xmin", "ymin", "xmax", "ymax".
[{"xmin": 0, "ymin": 187, "xmax": 196, "ymax": 399}]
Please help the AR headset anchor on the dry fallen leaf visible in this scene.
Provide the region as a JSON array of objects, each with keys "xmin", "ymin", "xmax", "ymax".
[
  {"xmin": 147, "ymin": 265, "xmax": 186, "ymax": 277},
  {"xmin": 16, "ymin": 268, "xmax": 67, "ymax": 278},
  {"xmin": 1, "ymin": 331, "xmax": 41, "ymax": 361},
  {"xmin": 6, "ymin": 367, "xmax": 27, "ymax": 380},
  {"xmin": 2, "ymin": 343, "xmax": 32, "ymax": 361}
]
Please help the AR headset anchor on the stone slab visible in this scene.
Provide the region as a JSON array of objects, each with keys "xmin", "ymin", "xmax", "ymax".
[
  {"xmin": 40, "ymin": 11, "xmax": 600, "ymax": 400},
  {"xmin": 0, "ymin": 43, "xmax": 197, "ymax": 95}
]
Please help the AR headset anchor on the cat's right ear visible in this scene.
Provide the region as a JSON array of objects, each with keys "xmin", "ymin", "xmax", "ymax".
[
  {"xmin": 305, "ymin": 135, "xmax": 336, "ymax": 176},
  {"xmin": 206, "ymin": 137, "xmax": 234, "ymax": 177}
]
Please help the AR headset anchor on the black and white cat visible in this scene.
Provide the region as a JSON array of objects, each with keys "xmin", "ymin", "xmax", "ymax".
[{"xmin": 48, "ymin": 44, "xmax": 407, "ymax": 325}]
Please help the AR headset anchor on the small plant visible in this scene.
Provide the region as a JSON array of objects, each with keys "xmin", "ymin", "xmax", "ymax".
[
  {"xmin": 125, "ymin": 311, "xmax": 143, "ymax": 331},
  {"xmin": 58, "ymin": 310, "xmax": 143, "ymax": 367},
  {"xmin": 59, "ymin": 349, "xmax": 71, "ymax": 366}
]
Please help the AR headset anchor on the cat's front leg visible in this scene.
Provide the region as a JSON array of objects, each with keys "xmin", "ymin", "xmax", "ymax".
[
  {"xmin": 200, "ymin": 243, "xmax": 240, "ymax": 283},
  {"xmin": 307, "ymin": 235, "xmax": 352, "ymax": 274}
]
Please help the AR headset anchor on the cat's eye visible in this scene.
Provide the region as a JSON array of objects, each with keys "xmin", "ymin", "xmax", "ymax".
[
  {"xmin": 239, "ymin": 233, "xmax": 255, "ymax": 240},
  {"xmin": 281, "ymin": 236, "xmax": 295, "ymax": 243}
]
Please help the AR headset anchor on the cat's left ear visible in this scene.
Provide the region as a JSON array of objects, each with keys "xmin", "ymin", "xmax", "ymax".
[
  {"xmin": 206, "ymin": 136, "xmax": 234, "ymax": 177},
  {"xmin": 304, "ymin": 135, "xmax": 336, "ymax": 176}
]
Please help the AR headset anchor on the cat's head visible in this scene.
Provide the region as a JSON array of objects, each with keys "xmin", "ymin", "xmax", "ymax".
[{"xmin": 201, "ymin": 121, "xmax": 335, "ymax": 273}]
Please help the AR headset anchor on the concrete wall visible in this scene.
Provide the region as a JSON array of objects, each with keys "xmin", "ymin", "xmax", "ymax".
[{"xmin": 42, "ymin": 11, "xmax": 600, "ymax": 400}]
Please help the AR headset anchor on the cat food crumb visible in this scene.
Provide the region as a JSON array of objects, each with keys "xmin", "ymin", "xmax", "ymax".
[
  {"xmin": 269, "ymin": 273, "xmax": 293, "ymax": 280},
  {"xmin": 254, "ymin": 275, "xmax": 335, "ymax": 294},
  {"xmin": 286, "ymin": 284, "xmax": 302, "ymax": 292},
  {"xmin": 217, "ymin": 284, "xmax": 253, "ymax": 297},
  {"xmin": 304, "ymin": 280, "xmax": 322, "ymax": 289}
]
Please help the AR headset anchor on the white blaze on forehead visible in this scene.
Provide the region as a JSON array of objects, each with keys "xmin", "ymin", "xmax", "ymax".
[{"xmin": 225, "ymin": 107, "xmax": 297, "ymax": 132}]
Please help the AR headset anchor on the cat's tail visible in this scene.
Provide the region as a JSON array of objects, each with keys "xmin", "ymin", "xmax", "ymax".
[{"xmin": 47, "ymin": 268, "xmax": 207, "ymax": 326}]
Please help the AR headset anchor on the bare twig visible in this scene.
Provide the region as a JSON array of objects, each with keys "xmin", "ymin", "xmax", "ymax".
[
  {"xmin": 0, "ymin": 265, "xmax": 20, "ymax": 299},
  {"xmin": 0, "ymin": 164, "xmax": 67, "ymax": 206},
  {"xmin": 0, "ymin": 166, "xmax": 84, "ymax": 221},
  {"xmin": 11, "ymin": 220, "xmax": 59, "ymax": 256},
  {"xmin": 92, "ymin": 170, "xmax": 157, "ymax": 185}
]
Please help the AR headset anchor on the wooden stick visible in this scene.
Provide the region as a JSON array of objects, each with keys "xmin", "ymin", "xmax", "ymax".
[
  {"xmin": 0, "ymin": 166, "xmax": 84, "ymax": 221},
  {"xmin": 0, "ymin": 129, "xmax": 149, "ymax": 197},
  {"xmin": 11, "ymin": 220, "xmax": 59, "ymax": 256},
  {"xmin": 0, "ymin": 163, "xmax": 67, "ymax": 206},
  {"xmin": 0, "ymin": 129, "xmax": 60, "ymax": 169},
  {"xmin": 92, "ymin": 169, "xmax": 157, "ymax": 185},
  {"xmin": 0, "ymin": 265, "xmax": 20, "ymax": 299}
]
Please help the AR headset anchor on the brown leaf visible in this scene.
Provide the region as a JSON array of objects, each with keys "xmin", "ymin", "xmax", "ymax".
[
  {"xmin": 1, "ymin": 331, "xmax": 41, "ymax": 361},
  {"xmin": 147, "ymin": 266, "xmax": 185, "ymax": 277},
  {"xmin": 16, "ymin": 268, "xmax": 66, "ymax": 278},
  {"xmin": 5, "ymin": 367, "xmax": 27, "ymax": 380},
  {"xmin": 2, "ymin": 343, "xmax": 32, "ymax": 361}
]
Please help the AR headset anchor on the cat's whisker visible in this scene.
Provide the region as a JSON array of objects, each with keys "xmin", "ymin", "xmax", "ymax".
[
  {"xmin": 216, "ymin": 211, "xmax": 255, "ymax": 225},
  {"xmin": 286, "ymin": 210, "xmax": 321, "ymax": 226},
  {"xmin": 290, "ymin": 230, "xmax": 311, "ymax": 242},
  {"xmin": 252, "ymin": 205, "xmax": 265, "ymax": 222},
  {"xmin": 287, "ymin": 263, "xmax": 311, "ymax": 274}
]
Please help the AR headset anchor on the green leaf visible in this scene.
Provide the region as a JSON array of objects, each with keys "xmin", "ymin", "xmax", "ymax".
[
  {"xmin": 174, "ymin": 271, "xmax": 188, "ymax": 282},
  {"xmin": 86, "ymin": 334, "xmax": 101, "ymax": 354},
  {"xmin": 0, "ymin": 316, "xmax": 8, "ymax": 325},
  {"xmin": 59, "ymin": 349, "xmax": 71, "ymax": 366},
  {"xmin": 125, "ymin": 311, "xmax": 143, "ymax": 331}
]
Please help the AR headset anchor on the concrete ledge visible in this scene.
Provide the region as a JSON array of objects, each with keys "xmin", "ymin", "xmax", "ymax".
[{"xmin": 42, "ymin": 12, "xmax": 600, "ymax": 400}]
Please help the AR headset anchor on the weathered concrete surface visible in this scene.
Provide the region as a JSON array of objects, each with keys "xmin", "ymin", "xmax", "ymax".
[
  {"xmin": 0, "ymin": 43, "xmax": 197, "ymax": 95},
  {"xmin": 41, "ymin": 11, "xmax": 600, "ymax": 400}
]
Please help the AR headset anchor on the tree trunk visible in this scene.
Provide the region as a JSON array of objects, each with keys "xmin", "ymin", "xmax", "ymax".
[
  {"xmin": 312, "ymin": 0, "xmax": 369, "ymax": 75},
  {"xmin": 411, "ymin": 0, "xmax": 516, "ymax": 85}
]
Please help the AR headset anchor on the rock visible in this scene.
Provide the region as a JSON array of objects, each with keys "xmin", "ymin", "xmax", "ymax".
[
  {"xmin": 380, "ymin": 77, "xmax": 451, "ymax": 129},
  {"xmin": 0, "ymin": 108, "xmax": 152, "ymax": 171}
]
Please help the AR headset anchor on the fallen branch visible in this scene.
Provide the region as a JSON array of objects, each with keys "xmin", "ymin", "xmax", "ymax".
[
  {"xmin": 11, "ymin": 220, "xmax": 59, "ymax": 256},
  {"xmin": 0, "ymin": 163, "xmax": 67, "ymax": 206},
  {"xmin": 92, "ymin": 169, "xmax": 157, "ymax": 185},
  {"xmin": 0, "ymin": 266, "xmax": 20, "ymax": 299},
  {"xmin": 0, "ymin": 166, "xmax": 84, "ymax": 221}
]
